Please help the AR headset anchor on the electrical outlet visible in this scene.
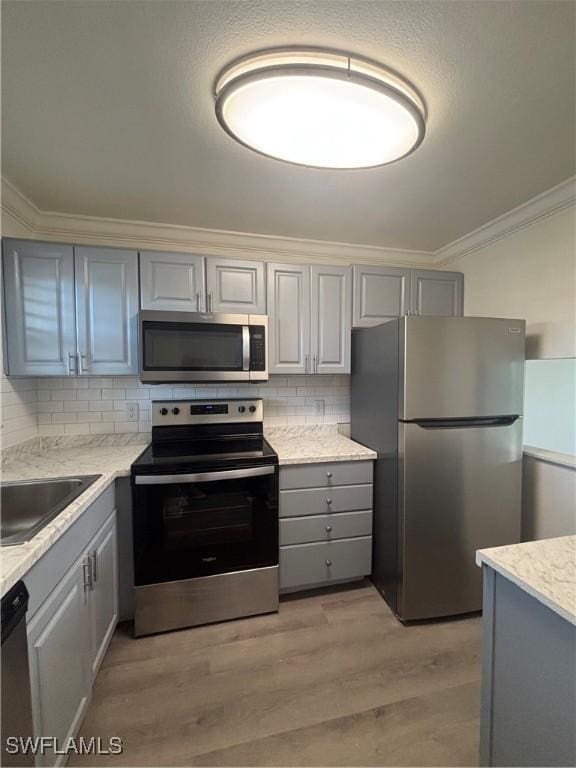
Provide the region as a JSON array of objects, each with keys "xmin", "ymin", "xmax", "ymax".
[
  {"xmin": 125, "ymin": 402, "xmax": 139, "ymax": 422},
  {"xmin": 315, "ymin": 399, "xmax": 325, "ymax": 416}
]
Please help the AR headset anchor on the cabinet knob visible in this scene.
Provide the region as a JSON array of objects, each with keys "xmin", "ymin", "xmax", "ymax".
[
  {"xmin": 325, "ymin": 525, "xmax": 332, "ymax": 533},
  {"xmin": 326, "ymin": 471, "xmax": 333, "ymax": 479},
  {"xmin": 326, "ymin": 498, "xmax": 332, "ymax": 505},
  {"xmin": 325, "ymin": 560, "xmax": 332, "ymax": 567}
]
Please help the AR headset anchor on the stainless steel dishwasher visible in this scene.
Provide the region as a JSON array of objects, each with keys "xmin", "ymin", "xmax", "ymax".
[{"xmin": 1, "ymin": 580, "xmax": 34, "ymax": 766}]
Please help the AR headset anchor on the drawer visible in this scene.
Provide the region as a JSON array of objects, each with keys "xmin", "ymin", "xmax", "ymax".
[
  {"xmin": 280, "ymin": 484, "xmax": 373, "ymax": 518},
  {"xmin": 280, "ymin": 510, "xmax": 372, "ymax": 546},
  {"xmin": 280, "ymin": 461, "xmax": 373, "ymax": 490},
  {"xmin": 280, "ymin": 536, "xmax": 372, "ymax": 590}
]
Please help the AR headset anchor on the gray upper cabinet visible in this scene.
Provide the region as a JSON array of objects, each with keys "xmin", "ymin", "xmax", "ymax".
[
  {"xmin": 352, "ymin": 264, "xmax": 463, "ymax": 326},
  {"xmin": 139, "ymin": 250, "xmax": 206, "ymax": 312},
  {"xmin": 75, "ymin": 247, "xmax": 139, "ymax": 375},
  {"xmin": 2, "ymin": 239, "xmax": 77, "ymax": 375},
  {"xmin": 352, "ymin": 264, "xmax": 410, "ymax": 327},
  {"xmin": 206, "ymin": 257, "xmax": 266, "ymax": 314},
  {"xmin": 311, "ymin": 265, "xmax": 351, "ymax": 374},
  {"xmin": 2, "ymin": 239, "xmax": 138, "ymax": 376},
  {"xmin": 267, "ymin": 263, "xmax": 310, "ymax": 374},
  {"xmin": 410, "ymin": 269, "xmax": 464, "ymax": 317}
]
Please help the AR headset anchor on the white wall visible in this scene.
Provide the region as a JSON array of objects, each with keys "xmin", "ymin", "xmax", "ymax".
[
  {"xmin": 522, "ymin": 457, "xmax": 575, "ymax": 540},
  {"xmin": 446, "ymin": 205, "xmax": 576, "ymax": 539},
  {"xmin": 524, "ymin": 358, "xmax": 576, "ymax": 455},
  {"xmin": 450, "ymin": 206, "xmax": 575, "ymax": 359}
]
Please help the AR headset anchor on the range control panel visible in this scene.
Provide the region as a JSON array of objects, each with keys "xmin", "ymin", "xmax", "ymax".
[{"xmin": 152, "ymin": 399, "xmax": 263, "ymax": 427}]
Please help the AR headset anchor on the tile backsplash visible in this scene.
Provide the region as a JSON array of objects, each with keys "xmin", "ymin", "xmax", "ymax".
[
  {"xmin": 0, "ymin": 375, "xmax": 38, "ymax": 448},
  {"xmin": 32, "ymin": 375, "xmax": 350, "ymax": 437}
]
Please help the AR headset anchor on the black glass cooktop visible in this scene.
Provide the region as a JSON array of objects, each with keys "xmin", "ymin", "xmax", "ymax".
[{"xmin": 132, "ymin": 432, "xmax": 277, "ymax": 474}]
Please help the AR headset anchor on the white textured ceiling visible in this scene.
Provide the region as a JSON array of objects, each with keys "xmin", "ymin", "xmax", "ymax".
[{"xmin": 2, "ymin": 0, "xmax": 575, "ymax": 251}]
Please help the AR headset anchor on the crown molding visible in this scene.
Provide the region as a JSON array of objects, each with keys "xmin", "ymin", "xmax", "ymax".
[
  {"xmin": 0, "ymin": 177, "xmax": 434, "ymax": 268},
  {"xmin": 3, "ymin": 174, "xmax": 574, "ymax": 269},
  {"xmin": 434, "ymin": 175, "xmax": 576, "ymax": 266}
]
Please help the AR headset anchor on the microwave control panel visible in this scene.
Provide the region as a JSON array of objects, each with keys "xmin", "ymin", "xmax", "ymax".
[{"xmin": 249, "ymin": 326, "xmax": 266, "ymax": 371}]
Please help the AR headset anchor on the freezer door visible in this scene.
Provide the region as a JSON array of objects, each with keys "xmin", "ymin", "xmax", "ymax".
[
  {"xmin": 401, "ymin": 317, "xmax": 525, "ymax": 419},
  {"xmin": 398, "ymin": 418, "xmax": 522, "ymax": 620}
]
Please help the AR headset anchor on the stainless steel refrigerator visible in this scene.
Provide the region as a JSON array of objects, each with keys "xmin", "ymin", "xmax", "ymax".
[{"xmin": 351, "ymin": 316, "xmax": 525, "ymax": 621}]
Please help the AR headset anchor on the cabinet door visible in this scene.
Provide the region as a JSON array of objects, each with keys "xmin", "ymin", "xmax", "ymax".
[
  {"xmin": 27, "ymin": 559, "xmax": 90, "ymax": 767},
  {"xmin": 87, "ymin": 512, "xmax": 118, "ymax": 678},
  {"xmin": 352, "ymin": 264, "xmax": 410, "ymax": 327},
  {"xmin": 206, "ymin": 257, "xmax": 266, "ymax": 314},
  {"xmin": 2, "ymin": 239, "xmax": 76, "ymax": 375},
  {"xmin": 75, "ymin": 247, "xmax": 139, "ymax": 375},
  {"xmin": 410, "ymin": 269, "xmax": 464, "ymax": 317},
  {"xmin": 139, "ymin": 250, "xmax": 206, "ymax": 311},
  {"xmin": 267, "ymin": 263, "xmax": 311, "ymax": 374},
  {"xmin": 311, "ymin": 265, "xmax": 351, "ymax": 374}
]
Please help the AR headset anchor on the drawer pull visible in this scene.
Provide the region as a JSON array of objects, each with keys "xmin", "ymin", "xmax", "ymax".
[
  {"xmin": 325, "ymin": 559, "xmax": 332, "ymax": 567},
  {"xmin": 325, "ymin": 525, "xmax": 332, "ymax": 532},
  {"xmin": 326, "ymin": 497, "xmax": 332, "ymax": 505},
  {"xmin": 326, "ymin": 471, "xmax": 333, "ymax": 478}
]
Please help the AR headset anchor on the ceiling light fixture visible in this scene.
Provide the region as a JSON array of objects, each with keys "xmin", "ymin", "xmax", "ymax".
[{"xmin": 214, "ymin": 48, "xmax": 426, "ymax": 170}]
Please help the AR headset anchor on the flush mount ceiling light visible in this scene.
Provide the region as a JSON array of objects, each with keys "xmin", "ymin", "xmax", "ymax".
[{"xmin": 214, "ymin": 48, "xmax": 426, "ymax": 170}]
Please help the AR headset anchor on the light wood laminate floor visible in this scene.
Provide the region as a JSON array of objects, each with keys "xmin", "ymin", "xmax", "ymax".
[{"xmin": 73, "ymin": 582, "xmax": 482, "ymax": 767}]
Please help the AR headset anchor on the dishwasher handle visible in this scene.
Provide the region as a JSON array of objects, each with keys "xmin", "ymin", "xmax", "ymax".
[{"xmin": 1, "ymin": 581, "xmax": 29, "ymax": 644}]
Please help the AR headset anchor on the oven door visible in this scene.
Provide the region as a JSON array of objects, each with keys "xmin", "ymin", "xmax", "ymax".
[
  {"xmin": 132, "ymin": 465, "xmax": 278, "ymax": 587},
  {"xmin": 140, "ymin": 310, "xmax": 252, "ymax": 382}
]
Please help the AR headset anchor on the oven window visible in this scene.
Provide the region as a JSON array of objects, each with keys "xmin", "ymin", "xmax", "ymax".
[
  {"xmin": 143, "ymin": 322, "xmax": 244, "ymax": 371},
  {"xmin": 133, "ymin": 471, "xmax": 278, "ymax": 585}
]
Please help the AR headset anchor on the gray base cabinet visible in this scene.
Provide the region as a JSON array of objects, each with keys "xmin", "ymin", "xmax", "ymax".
[
  {"xmin": 25, "ymin": 489, "xmax": 118, "ymax": 767},
  {"xmin": 352, "ymin": 264, "xmax": 463, "ymax": 327},
  {"xmin": 279, "ymin": 460, "xmax": 374, "ymax": 592},
  {"xmin": 480, "ymin": 567, "xmax": 576, "ymax": 767}
]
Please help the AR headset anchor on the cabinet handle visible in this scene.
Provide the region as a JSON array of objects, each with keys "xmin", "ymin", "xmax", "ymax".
[
  {"xmin": 67, "ymin": 352, "xmax": 77, "ymax": 375},
  {"xmin": 304, "ymin": 355, "xmax": 309, "ymax": 374},
  {"xmin": 325, "ymin": 560, "xmax": 332, "ymax": 567},
  {"xmin": 196, "ymin": 292, "xmax": 201, "ymax": 311},
  {"xmin": 208, "ymin": 293, "xmax": 213, "ymax": 312},
  {"xmin": 90, "ymin": 549, "xmax": 98, "ymax": 583},
  {"xmin": 326, "ymin": 497, "xmax": 332, "ymax": 505},
  {"xmin": 313, "ymin": 355, "xmax": 317, "ymax": 374},
  {"xmin": 78, "ymin": 354, "xmax": 88, "ymax": 375},
  {"xmin": 325, "ymin": 525, "xmax": 332, "ymax": 533},
  {"xmin": 83, "ymin": 558, "xmax": 93, "ymax": 593},
  {"xmin": 326, "ymin": 471, "xmax": 333, "ymax": 479}
]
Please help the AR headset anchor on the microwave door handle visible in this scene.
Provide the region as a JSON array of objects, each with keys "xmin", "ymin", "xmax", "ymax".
[
  {"xmin": 242, "ymin": 326, "xmax": 250, "ymax": 371},
  {"xmin": 134, "ymin": 466, "xmax": 275, "ymax": 485}
]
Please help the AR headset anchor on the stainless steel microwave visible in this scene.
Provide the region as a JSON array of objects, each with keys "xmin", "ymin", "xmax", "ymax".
[{"xmin": 139, "ymin": 311, "xmax": 268, "ymax": 383}]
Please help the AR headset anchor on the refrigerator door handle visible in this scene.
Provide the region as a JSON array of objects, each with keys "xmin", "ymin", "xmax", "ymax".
[{"xmin": 403, "ymin": 415, "xmax": 520, "ymax": 429}]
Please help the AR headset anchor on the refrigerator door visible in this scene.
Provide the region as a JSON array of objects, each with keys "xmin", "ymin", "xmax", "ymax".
[
  {"xmin": 398, "ymin": 417, "xmax": 522, "ymax": 621},
  {"xmin": 400, "ymin": 317, "xmax": 525, "ymax": 419}
]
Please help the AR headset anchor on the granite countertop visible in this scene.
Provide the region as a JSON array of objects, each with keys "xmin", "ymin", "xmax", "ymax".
[
  {"xmin": 265, "ymin": 425, "xmax": 377, "ymax": 465},
  {"xmin": 0, "ymin": 434, "xmax": 148, "ymax": 596},
  {"xmin": 0, "ymin": 426, "xmax": 375, "ymax": 596},
  {"xmin": 476, "ymin": 536, "xmax": 576, "ymax": 625}
]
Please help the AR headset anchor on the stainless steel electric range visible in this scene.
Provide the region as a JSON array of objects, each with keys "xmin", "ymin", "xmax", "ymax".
[{"xmin": 131, "ymin": 398, "xmax": 279, "ymax": 637}]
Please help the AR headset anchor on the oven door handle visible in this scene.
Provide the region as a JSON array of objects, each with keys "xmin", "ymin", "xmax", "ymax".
[{"xmin": 134, "ymin": 466, "xmax": 275, "ymax": 485}]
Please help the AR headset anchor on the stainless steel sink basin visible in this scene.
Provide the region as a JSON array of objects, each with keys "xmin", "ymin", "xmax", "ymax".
[{"xmin": 0, "ymin": 475, "xmax": 101, "ymax": 546}]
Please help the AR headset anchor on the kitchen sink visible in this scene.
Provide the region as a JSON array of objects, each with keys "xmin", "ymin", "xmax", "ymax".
[{"xmin": 0, "ymin": 475, "xmax": 101, "ymax": 546}]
